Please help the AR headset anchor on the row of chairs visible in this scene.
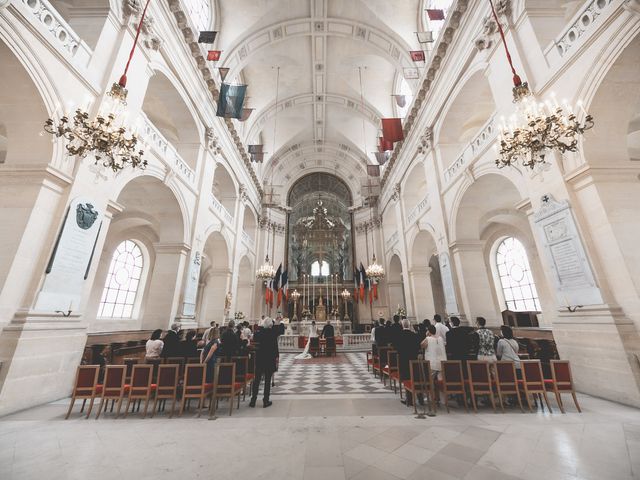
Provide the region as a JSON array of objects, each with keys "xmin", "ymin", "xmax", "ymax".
[
  {"xmin": 66, "ymin": 358, "xmax": 255, "ymax": 419},
  {"xmin": 368, "ymin": 346, "xmax": 581, "ymax": 415}
]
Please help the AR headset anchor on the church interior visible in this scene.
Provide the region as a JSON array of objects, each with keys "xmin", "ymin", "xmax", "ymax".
[{"xmin": 1, "ymin": 0, "xmax": 640, "ymax": 478}]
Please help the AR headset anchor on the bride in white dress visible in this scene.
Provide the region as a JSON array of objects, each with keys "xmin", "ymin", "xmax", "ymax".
[{"xmin": 295, "ymin": 321, "xmax": 317, "ymax": 359}]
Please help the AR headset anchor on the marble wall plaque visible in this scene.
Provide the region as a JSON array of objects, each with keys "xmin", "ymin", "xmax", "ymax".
[
  {"xmin": 35, "ymin": 197, "xmax": 102, "ymax": 312},
  {"xmin": 181, "ymin": 251, "xmax": 201, "ymax": 317},
  {"xmin": 533, "ymin": 194, "xmax": 603, "ymax": 306},
  {"xmin": 438, "ymin": 252, "xmax": 459, "ymax": 314}
]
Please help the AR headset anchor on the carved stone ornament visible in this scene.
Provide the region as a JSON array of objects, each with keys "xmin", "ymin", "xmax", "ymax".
[
  {"xmin": 239, "ymin": 184, "xmax": 250, "ymax": 203},
  {"xmin": 205, "ymin": 127, "xmax": 221, "ymax": 154},
  {"xmin": 122, "ymin": 0, "xmax": 162, "ymax": 51},
  {"xmin": 417, "ymin": 128, "xmax": 433, "ymax": 154},
  {"xmin": 391, "ymin": 183, "xmax": 401, "ymax": 202},
  {"xmin": 474, "ymin": 0, "xmax": 510, "ymax": 51}
]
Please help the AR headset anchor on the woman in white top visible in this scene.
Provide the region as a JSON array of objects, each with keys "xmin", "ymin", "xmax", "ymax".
[
  {"xmin": 295, "ymin": 321, "xmax": 317, "ymax": 360},
  {"xmin": 496, "ymin": 325, "xmax": 521, "ymax": 372},
  {"xmin": 145, "ymin": 329, "xmax": 164, "ymax": 360},
  {"xmin": 421, "ymin": 325, "xmax": 447, "ymax": 403}
]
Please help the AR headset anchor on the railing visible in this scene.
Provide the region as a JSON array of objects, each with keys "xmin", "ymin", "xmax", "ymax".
[
  {"xmin": 210, "ymin": 193, "xmax": 234, "ymax": 225},
  {"xmin": 444, "ymin": 115, "xmax": 496, "ymax": 184},
  {"xmin": 550, "ymin": 0, "xmax": 617, "ymax": 59},
  {"xmin": 278, "ymin": 336, "xmax": 299, "ymax": 349},
  {"xmin": 342, "ymin": 334, "xmax": 371, "ymax": 348},
  {"xmin": 406, "ymin": 194, "xmax": 430, "ymax": 225},
  {"xmin": 139, "ymin": 113, "xmax": 196, "ymax": 185},
  {"xmin": 19, "ymin": 0, "xmax": 91, "ymax": 66}
]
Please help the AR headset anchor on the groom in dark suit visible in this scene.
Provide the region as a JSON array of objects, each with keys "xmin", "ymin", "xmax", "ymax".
[{"xmin": 320, "ymin": 320, "xmax": 334, "ymax": 339}]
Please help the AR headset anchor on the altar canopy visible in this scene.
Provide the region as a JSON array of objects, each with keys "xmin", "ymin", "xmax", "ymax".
[{"xmin": 287, "ymin": 173, "xmax": 353, "ymax": 283}]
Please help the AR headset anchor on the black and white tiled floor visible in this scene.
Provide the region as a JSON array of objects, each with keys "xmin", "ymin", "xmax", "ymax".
[{"xmin": 273, "ymin": 352, "xmax": 391, "ymax": 395}]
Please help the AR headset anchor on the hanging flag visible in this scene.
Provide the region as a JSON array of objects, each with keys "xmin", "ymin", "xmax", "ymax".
[
  {"xmin": 207, "ymin": 50, "xmax": 222, "ymax": 61},
  {"xmin": 216, "ymin": 83, "xmax": 247, "ymax": 119},
  {"xmin": 367, "ymin": 164, "xmax": 380, "ymax": 177},
  {"xmin": 353, "ymin": 269, "xmax": 359, "ymax": 304},
  {"xmin": 248, "ymin": 144, "xmax": 263, "ymax": 154},
  {"xmin": 392, "ymin": 94, "xmax": 407, "ymax": 108},
  {"xmin": 410, "ymin": 50, "xmax": 426, "ymax": 62},
  {"xmin": 426, "ymin": 9, "xmax": 445, "ymax": 20},
  {"xmin": 239, "ymin": 108, "xmax": 254, "ymax": 122},
  {"xmin": 198, "ymin": 31, "xmax": 217, "ymax": 43},
  {"xmin": 416, "ymin": 31, "xmax": 435, "ymax": 44},
  {"xmin": 265, "ymin": 279, "xmax": 271, "ymax": 306},
  {"xmin": 372, "ymin": 280, "xmax": 378, "ymax": 300},
  {"xmin": 403, "ymin": 67, "xmax": 420, "ymax": 80},
  {"xmin": 359, "ymin": 263, "xmax": 366, "ymax": 302},
  {"xmin": 281, "ymin": 269, "xmax": 288, "ymax": 303},
  {"xmin": 374, "ymin": 152, "xmax": 389, "ymax": 165},
  {"xmin": 218, "ymin": 67, "xmax": 230, "ymax": 81},
  {"xmin": 382, "ymin": 118, "xmax": 404, "ymax": 143},
  {"xmin": 378, "ymin": 137, "xmax": 394, "ymax": 152},
  {"xmin": 250, "ymin": 152, "xmax": 265, "ymax": 163},
  {"xmin": 273, "ymin": 264, "xmax": 282, "ymax": 308}
]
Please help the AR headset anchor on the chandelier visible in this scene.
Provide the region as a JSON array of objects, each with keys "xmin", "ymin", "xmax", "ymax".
[
  {"xmin": 488, "ymin": 0, "xmax": 594, "ymax": 169},
  {"xmin": 43, "ymin": 0, "xmax": 153, "ymax": 173},
  {"xmin": 256, "ymin": 254, "xmax": 276, "ymax": 281},
  {"xmin": 365, "ymin": 253, "xmax": 385, "ymax": 281}
]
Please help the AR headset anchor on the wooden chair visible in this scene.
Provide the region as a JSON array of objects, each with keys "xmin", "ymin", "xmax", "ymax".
[
  {"xmin": 467, "ymin": 361, "xmax": 497, "ymax": 413},
  {"xmin": 144, "ymin": 358, "xmax": 162, "ymax": 383},
  {"xmin": 123, "ymin": 358, "xmax": 138, "ymax": 383},
  {"xmin": 231, "ymin": 356, "xmax": 250, "ymax": 400},
  {"xmin": 309, "ymin": 337, "xmax": 320, "ymax": 356},
  {"xmin": 124, "ymin": 364, "xmax": 153, "ymax": 418},
  {"xmin": 325, "ymin": 337, "xmax": 337, "ymax": 357},
  {"xmin": 151, "ymin": 364, "xmax": 179, "ymax": 418},
  {"xmin": 546, "ymin": 360, "xmax": 581, "ymax": 413},
  {"xmin": 65, "ymin": 365, "xmax": 100, "ymax": 419},
  {"xmin": 370, "ymin": 345, "xmax": 380, "ymax": 377},
  {"xmin": 166, "ymin": 357, "xmax": 185, "ymax": 378},
  {"xmin": 382, "ymin": 350, "xmax": 399, "ymax": 392},
  {"xmin": 186, "ymin": 357, "xmax": 201, "ymax": 364},
  {"xmin": 403, "ymin": 359, "xmax": 435, "ymax": 415},
  {"xmin": 441, "ymin": 361, "xmax": 468, "ymax": 413},
  {"xmin": 95, "ymin": 365, "xmax": 126, "ymax": 419},
  {"xmin": 374, "ymin": 346, "xmax": 390, "ymax": 380},
  {"xmin": 179, "ymin": 364, "xmax": 211, "ymax": 417},
  {"xmin": 209, "ymin": 363, "xmax": 243, "ymax": 417},
  {"xmin": 495, "ymin": 361, "xmax": 524, "ymax": 413},
  {"xmin": 520, "ymin": 360, "xmax": 553, "ymax": 413}
]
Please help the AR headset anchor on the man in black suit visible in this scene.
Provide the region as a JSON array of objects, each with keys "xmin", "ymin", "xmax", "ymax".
[
  {"xmin": 320, "ymin": 320, "xmax": 334, "ymax": 339},
  {"xmin": 389, "ymin": 315, "xmax": 403, "ymax": 344},
  {"xmin": 445, "ymin": 316, "xmax": 470, "ymax": 361},
  {"xmin": 393, "ymin": 318, "xmax": 422, "ymax": 406},
  {"xmin": 162, "ymin": 323, "xmax": 181, "ymax": 358},
  {"xmin": 218, "ymin": 320, "xmax": 240, "ymax": 358},
  {"xmin": 250, "ymin": 317, "xmax": 283, "ymax": 408}
]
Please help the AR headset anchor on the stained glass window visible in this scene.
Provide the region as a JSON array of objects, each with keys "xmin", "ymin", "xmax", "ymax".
[
  {"xmin": 496, "ymin": 237, "xmax": 541, "ymax": 312},
  {"xmin": 98, "ymin": 240, "xmax": 143, "ymax": 318},
  {"xmin": 184, "ymin": 0, "xmax": 211, "ymax": 33}
]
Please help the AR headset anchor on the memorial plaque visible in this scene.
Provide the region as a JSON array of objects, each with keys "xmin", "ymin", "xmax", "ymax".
[
  {"xmin": 438, "ymin": 252, "xmax": 459, "ymax": 315},
  {"xmin": 35, "ymin": 197, "xmax": 102, "ymax": 312},
  {"xmin": 533, "ymin": 194, "xmax": 603, "ymax": 307},
  {"xmin": 181, "ymin": 251, "xmax": 201, "ymax": 317}
]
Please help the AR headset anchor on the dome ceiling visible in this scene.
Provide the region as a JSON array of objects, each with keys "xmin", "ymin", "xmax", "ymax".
[{"xmin": 212, "ymin": 0, "xmax": 427, "ymax": 198}]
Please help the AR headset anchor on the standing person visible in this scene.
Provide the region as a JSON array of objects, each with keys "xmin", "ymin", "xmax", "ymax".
[
  {"xmin": 433, "ymin": 315, "xmax": 449, "ymax": 345},
  {"xmin": 375, "ymin": 319, "xmax": 387, "ymax": 346},
  {"xmin": 296, "ymin": 320, "xmax": 317, "ymax": 359},
  {"xmin": 421, "ymin": 325, "xmax": 447, "ymax": 404},
  {"xmin": 242, "ymin": 322, "xmax": 253, "ymax": 346},
  {"xmin": 390, "ymin": 315, "xmax": 403, "ymax": 344},
  {"xmin": 320, "ymin": 319, "xmax": 334, "ymax": 339},
  {"xmin": 201, "ymin": 321, "xmax": 216, "ymax": 346},
  {"xmin": 218, "ymin": 320, "xmax": 240, "ymax": 359},
  {"xmin": 496, "ymin": 325, "xmax": 521, "ymax": 374},
  {"xmin": 145, "ymin": 329, "xmax": 164, "ymax": 361},
  {"xmin": 475, "ymin": 317, "xmax": 497, "ymax": 365},
  {"xmin": 445, "ymin": 317, "xmax": 470, "ymax": 361},
  {"xmin": 162, "ymin": 323, "xmax": 181, "ymax": 358},
  {"xmin": 201, "ymin": 328, "xmax": 219, "ymax": 382},
  {"xmin": 180, "ymin": 330, "xmax": 198, "ymax": 357},
  {"xmin": 393, "ymin": 319, "xmax": 422, "ymax": 406},
  {"xmin": 250, "ymin": 318, "xmax": 282, "ymax": 408},
  {"xmin": 370, "ymin": 320, "xmax": 378, "ymax": 348}
]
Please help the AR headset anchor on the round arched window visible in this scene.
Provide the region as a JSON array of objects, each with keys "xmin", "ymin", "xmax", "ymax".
[
  {"xmin": 98, "ymin": 240, "xmax": 144, "ymax": 318},
  {"xmin": 495, "ymin": 237, "xmax": 540, "ymax": 312},
  {"xmin": 184, "ymin": 0, "xmax": 211, "ymax": 33}
]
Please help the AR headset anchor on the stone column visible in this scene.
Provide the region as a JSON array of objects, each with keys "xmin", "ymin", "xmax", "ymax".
[
  {"xmin": 142, "ymin": 243, "xmax": 189, "ymax": 330},
  {"xmin": 407, "ymin": 266, "xmax": 436, "ymax": 320}
]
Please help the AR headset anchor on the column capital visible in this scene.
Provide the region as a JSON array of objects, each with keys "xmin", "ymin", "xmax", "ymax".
[
  {"xmin": 449, "ymin": 240, "xmax": 484, "ymax": 253},
  {"xmin": 153, "ymin": 242, "xmax": 191, "ymax": 255}
]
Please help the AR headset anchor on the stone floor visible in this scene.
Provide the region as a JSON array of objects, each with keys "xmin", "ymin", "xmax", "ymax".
[{"xmin": 1, "ymin": 355, "xmax": 640, "ymax": 480}]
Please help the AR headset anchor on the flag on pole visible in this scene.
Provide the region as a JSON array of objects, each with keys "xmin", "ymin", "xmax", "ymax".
[
  {"xmin": 382, "ymin": 118, "xmax": 404, "ymax": 143},
  {"xmin": 216, "ymin": 83, "xmax": 247, "ymax": 119},
  {"xmin": 265, "ymin": 279, "xmax": 272, "ymax": 306},
  {"xmin": 218, "ymin": 67, "xmax": 230, "ymax": 81},
  {"xmin": 359, "ymin": 263, "xmax": 366, "ymax": 302},
  {"xmin": 250, "ymin": 152, "xmax": 265, "ymax": 163},
  {"xmin": 248, "ymin": 144, "xmax": 263, "ymax": 154},
  {"xmin": 374, "ymin": 151, "xmax": 389, "ymax": 165},
  {"xmin": 403, "ymin": 67, "xmax": 420, "ymax": 80},
  {"xmin": 281, "ymin": 269, "xmax": 288, "ymax": 302},
  {"xmin": 273, "ymin": 264, "xmax": 282, "ymax": 308},
  {"xmin": 367, "ymin": 164, "xmax": 380, "ymax": 177},
  {"xmin": 198, "ymin": 31, "xmax": 217, "ymax": 43},
  {"xmin": 207, "ymin": 50, "xmax": 222, "ymax": 61},
  {"xmin": 353, "ymin": 269, "xmax": 359, "ymax": 304},
  {"xmin": 239, "ymin": 108, "xmax": 254, "ymax": 122},
  {"xmin": 426, "ymin": 8, "xmax": 445, "ymax": 20},
  {"xmin": 416, "ymin": 31, "xmax": 435, "ymax": 43},
  {"xmin": 392, "ymin": 94, "xmax": 407, "ymax": 108},
  {"xmin": 410, "ymin": 50, "xmax": 426, "ymax": 62},
  {"xmin": 378, "ymin": 137, "xmax": 394, "ymax": 152}
]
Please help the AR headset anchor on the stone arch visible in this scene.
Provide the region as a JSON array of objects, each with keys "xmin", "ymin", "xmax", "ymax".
[
  {"xmin": 212, "ymin": 162, "xmax": 238, "ymax": 218},
  {"xmin": 387, "ymin": 254, "xmax": 405, "ymax": 313},
  {"xmin": 409, "ymin": 230, "xmax": 441, "ymax": 319},
  {"xmin": 142, "ymin": 69, "xmax": 202, "ymax": 171},
  {"xmin": 242, "ymin": 206, "xmax": 258, "ymax": 242},
  {"xmin": 199, "ymin": 231, "xmax": 231, "ymax": 326},
  {"xmin": 86, "ymin": 175, "xmax": 186, "ymax": 330},
  {"xmin": 236, "ymin": 255, "xmax": 254, "ymax": 317},
  {"xmin": 402, "ymin": 161, "xmax": 427, "ymax": 215}
]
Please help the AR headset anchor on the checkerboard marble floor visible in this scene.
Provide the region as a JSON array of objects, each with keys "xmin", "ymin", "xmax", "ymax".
[{"xmin": 273, "ymin": 353, "xmax": 391, "ymax": 395}]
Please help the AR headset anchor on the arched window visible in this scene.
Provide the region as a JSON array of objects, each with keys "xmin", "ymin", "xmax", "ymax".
[
  {"xmin": 184, "ymin": 0, "xmax": 211, "ymax": 32},
  {"xmin": 496, "ymin": 237, "xmax": 541, "ymax": 312},
  {"xmin": 311, "ymin": 260, "xmax": 330, "ymax": 277},
  {"xmin": 98, "ymin": 240, "xmax": 144, "ymax": 318}
]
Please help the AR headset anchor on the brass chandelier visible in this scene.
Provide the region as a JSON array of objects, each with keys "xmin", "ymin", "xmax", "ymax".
[
  {"xmin": 365, "ymin": 253, "xmax": 385, "ymax": 281},
  {"xmin": 489, "ymin": 0, "xmax": 594, "ymax": 169}
]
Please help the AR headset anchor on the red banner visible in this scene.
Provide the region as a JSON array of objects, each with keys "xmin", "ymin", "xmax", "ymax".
[
  {"xmin": 426, "ymin": 9, "xmax": 445, "ymax": 20},
  {"xmin": 378, "ymin": 136, "xmax": 394, "ymax": 152},
  {"xmin": 207, "ymin": 50, "xmax": 222, "ymax": 61},
  {"xmin": 410, "ymin": 50, "xmax": 425, "ymax": 62},
  {"xmin": 382, "ymin": 118, "xmax": 404, "ymax": 143}
]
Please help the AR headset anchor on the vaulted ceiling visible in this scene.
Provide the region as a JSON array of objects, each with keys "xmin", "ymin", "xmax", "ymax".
[{"xmin": 212, "ymin": 0, "xmax": 432, "ymax": 196}]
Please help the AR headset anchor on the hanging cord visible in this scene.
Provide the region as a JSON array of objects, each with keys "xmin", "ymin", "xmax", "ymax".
[
  {"xmin": 119, "ymin": 0, "xmax": 153, "ymax": 88},
  {"xmin": 488, "ymin": 0, "xmax": 521, "ymax": 87},
  {"xmin": 358, "ymin": 67, "xmax": 368, "ymax": 159}
]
